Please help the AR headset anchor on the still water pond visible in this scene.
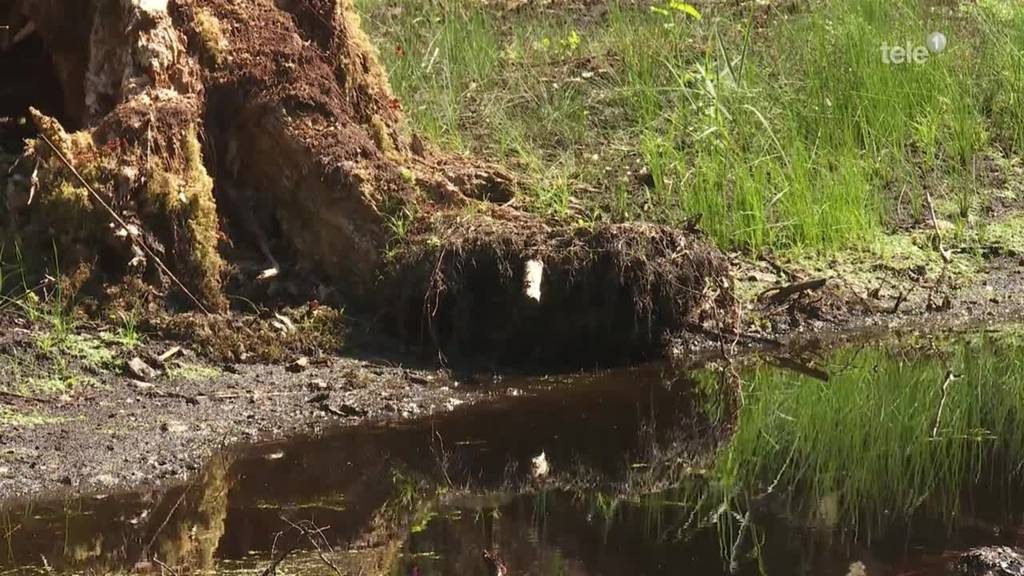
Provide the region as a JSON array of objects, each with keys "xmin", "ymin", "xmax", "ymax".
[{"xmin": 5, "ymin": 329, "xmax": 1024, "ymax": 575}]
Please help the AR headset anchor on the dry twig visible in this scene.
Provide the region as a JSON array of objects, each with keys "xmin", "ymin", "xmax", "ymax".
[
  {"xmin": 259, "ymin": 517, "xmax": 346, "ymax": 576},
  {"xmin": 931, "ymin": 370, "xmax": 958, "ymax": 438}
]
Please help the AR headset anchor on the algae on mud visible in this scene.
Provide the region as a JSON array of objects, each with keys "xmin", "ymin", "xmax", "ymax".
[{"xmin": 5, "ymin": 329, "xmax": 1024, "ymax": 574}]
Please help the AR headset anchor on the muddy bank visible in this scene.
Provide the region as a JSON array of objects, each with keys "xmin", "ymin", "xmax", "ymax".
[
  {"xmin": 672, "ymin": 252, "xmax": 1024, "ymax": 362},
  {"xmin": 0, "ymin": 317, "xmax": 483, "ymax": 499},
  {"xmin": 4, "ymin": 257, "xmax": 1024, "ymax": 502}
]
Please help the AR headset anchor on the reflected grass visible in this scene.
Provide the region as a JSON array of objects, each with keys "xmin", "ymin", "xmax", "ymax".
[
  {"xmin": 560, "ymin": 330, "xmax": 1024, "ymax": 568},
  {"xmin": 717, "ymin": 332, "xmax": 1024, "ymax": 536}
]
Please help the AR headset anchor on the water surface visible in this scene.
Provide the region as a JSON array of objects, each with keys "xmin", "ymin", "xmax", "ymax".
[{"xmin": 5, "ymin": 328, "xmax": 1024, "ymax": 574}]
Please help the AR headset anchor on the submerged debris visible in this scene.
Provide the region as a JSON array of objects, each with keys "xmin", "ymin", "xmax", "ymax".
[
  {"xmin": 531, "ymin": 451, "xmax": 549, "ymax": 480},
  {"xmin": 956, "ymin": 546, "xmax": 1024, "ymax": 576}
]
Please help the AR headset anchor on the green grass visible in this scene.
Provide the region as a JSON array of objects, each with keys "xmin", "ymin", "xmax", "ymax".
[
  {"xmin": 167, "ymin": 361, "xmax": 223, "ymax": 381},
  {"xmin": 0, "ymin": 243, "xmax": 134, "ymax": 398},
  {"xmin": 358, "ymin": 0, "xmax": 1024, "ymax": 253},
  {"xmin": 0, "ymin": 406, "xmax": 59, "ymax": 428}
]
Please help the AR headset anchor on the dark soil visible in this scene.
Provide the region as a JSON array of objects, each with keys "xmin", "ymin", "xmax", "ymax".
[
  {"xmin": 673, "ymin": 253, "xmax": 1024, "ymax": 364},
  {"xmin": 0, "ymin": 316, "xmax": 482, "ymax": 499}
]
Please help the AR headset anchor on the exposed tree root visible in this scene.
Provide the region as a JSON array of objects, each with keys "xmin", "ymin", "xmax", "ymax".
[
  {"xmin": 1, "ymin": 0, "xmax": 734, "ymax": 366},
  {"xmin": 388, "ymin": 207, "xmax": 733, "ymax": 366}
]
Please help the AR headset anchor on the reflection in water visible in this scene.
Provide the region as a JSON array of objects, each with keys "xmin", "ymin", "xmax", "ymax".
[
  {"xmin": 154, "ymin": 458, "xmax": 231, "ymax": 571},
  {"xmin": 722, "ymin": 330, "xmax": 1024, "ymax": 537},
  {"xmin": 0, "ymin": 458, "xmax": 232, "ymax": 575},
  {"xmin": 5, "ymin": 329, "xmax": 1024, "ymax": 574}
]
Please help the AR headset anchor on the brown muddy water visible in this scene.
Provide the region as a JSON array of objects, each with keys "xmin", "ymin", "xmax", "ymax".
[{"xmin": 6, "ymin": 328, "xmax": 1024, "ymax": 575}]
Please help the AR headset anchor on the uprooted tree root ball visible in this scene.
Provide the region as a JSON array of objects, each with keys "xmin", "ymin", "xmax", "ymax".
[
  {"xmin": 388, "ymin": 209, "xmax": 734, "ymax": 365},
  {"xmin": 1, "ymin": 0, "xmax": 734, "ymax": 366}
]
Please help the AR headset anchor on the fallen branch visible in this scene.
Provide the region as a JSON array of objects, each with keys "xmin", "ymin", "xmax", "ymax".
[
  {"xmin": 11, "ymin": 20, "xmax": 36, "ymax": 47},
  {"xmin": 151, "ymin": 558, "xmax": 180, "ymax": 576},
  {"xmin": 891, "ymin": 290, "xmax": 908, "ymax": 314},
  {"xmin": 259, "ymin": 517, "xmax": 345, "ymax": 576},
  {"xmin": 759, "ymin": 277, "xmax": 828, "ymax": 306},
  {"xmin": 259, "ymin": 532, "xmax": 300, "ymax": 576},
  {"xmin": 143, "ymin": 486, "xmax": 191, "ymax": 559},
  {"xmin": 142, "ymin": 389, "xmax": 199, "ymax": 404},
  {"xmin": 283, "ymin": 517, "xmax": 345, "ymax": 576}
]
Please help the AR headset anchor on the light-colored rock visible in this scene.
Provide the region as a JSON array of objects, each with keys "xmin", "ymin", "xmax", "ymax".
[
  {"xmin": 126, "ymin": 357, "xmax": 159, "ymax": 381},
  {"xmin": 531, "ymin": 451, "xmax": 549, "ymax": 480},
  {"xmin": 524, "ymin": 258, "xmax": 544, "ymax": 302}
]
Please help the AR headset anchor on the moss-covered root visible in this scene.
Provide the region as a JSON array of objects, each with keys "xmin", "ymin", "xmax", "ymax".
[
  {"xmin": 24, "ymin": 103, "xmax": 227, "ymax": 312},
  {"xmin": 140, "ymin": 128, "xmax": 227, "ymax": 311}
]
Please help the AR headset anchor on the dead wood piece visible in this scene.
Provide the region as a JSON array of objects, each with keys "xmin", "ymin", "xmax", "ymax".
[
  {"xmin": 156, "ymin": 346, "xmax": 183, "ymax": 364},
  {"xmin": 759, "ymin": 277, "xmax": 829, "ymax": 306},
  {"xmin": 126, "ymin": 356, "xmax": 160, "ymax": 381}
]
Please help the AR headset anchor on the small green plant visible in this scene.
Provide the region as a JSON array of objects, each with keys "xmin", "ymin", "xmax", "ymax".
[
  {"xmin": 561, "ymin": 29, "xmax": 581, "ymax": 51},
  {"xmin": 650, "ymin": 1, "xmax": 701, "ymax": 20},
  {"xmin": 106, "ymin": 312, "xmax": 143, "ymax": 350},
  {"xmin": 384, "ymin": 205, "xmax": 416, "ymax": 242},
  {"xmin": 0, "ymin": 407, "xmax": 58, "ymax": 428},
  {"xmin": 168, "ymin": 362, "xmax": 223, "ymax": 381}
]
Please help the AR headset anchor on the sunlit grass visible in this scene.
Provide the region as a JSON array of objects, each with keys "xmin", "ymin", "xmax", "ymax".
[
  {"xmin": 357, "ymin": 0, "xmax": 1024, "ymax": 253},
  {"xmin": 0, "ymin": 406, "xmax": 59, "ymax": 428}
]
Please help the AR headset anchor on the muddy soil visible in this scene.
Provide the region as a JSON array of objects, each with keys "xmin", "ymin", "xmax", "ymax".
[
  {"xmin": 0, "ymin": 317, "xmax": 485, "ymax": 499},
  {"xmin": 673, "ymin": 254, "xmax": 1024, "ymax": 360},
  {"xmin": 4, "ymin": 250, "xmax": 1024, "ymax": 502}
]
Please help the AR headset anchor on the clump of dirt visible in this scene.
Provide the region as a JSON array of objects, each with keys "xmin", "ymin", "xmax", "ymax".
[
  {"xmin": 150, "ymin": 306, "xmax": 347, "ymax": 363},
  {"xmin": 388, "ymin": 206, "xmax": 734, "ymax": 366}
]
